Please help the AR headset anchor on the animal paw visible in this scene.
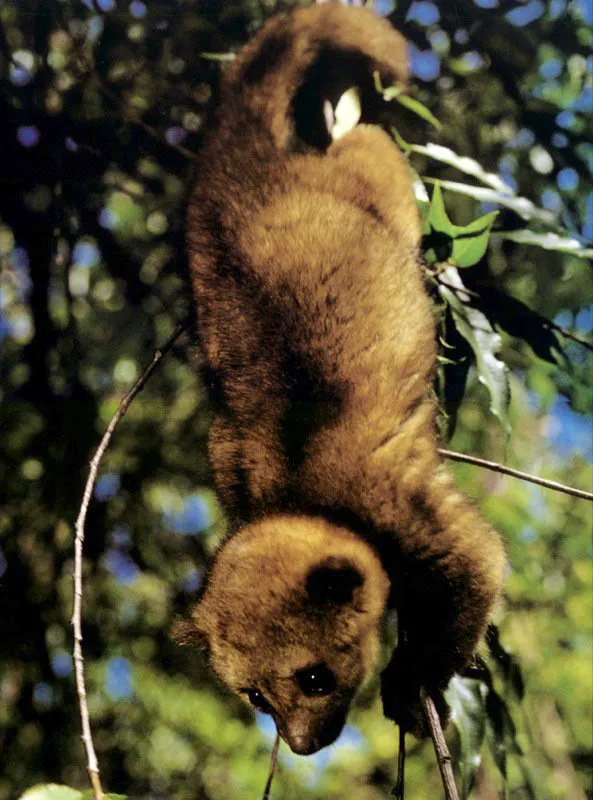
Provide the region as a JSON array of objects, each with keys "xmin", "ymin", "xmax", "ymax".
[{"xmin": 380, "ymin": 649, "xmax": 450, "ymax": 738}]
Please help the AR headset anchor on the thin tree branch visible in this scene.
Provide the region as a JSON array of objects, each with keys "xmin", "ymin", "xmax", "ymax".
[
  {"xmin": 543, "ymin": 318, "xmax": 593, "ymax": 353},
  {"xmin": 262, "ymin": 733, "xmax": 281, "ymax": 800},
  {"xmin": 72, "ymin": 319, "xmax": 189, "ymax": 800},
  {"xmin": 392, "ymin": 725, "xmax": 406, "ymax": 799},
  {"xmin": 420, "ymin": 687, "xmax": 460, "ymax": 800},
  {"xmin": 439, "ymin": 448, "xmax": 593, "ymax": 502}
]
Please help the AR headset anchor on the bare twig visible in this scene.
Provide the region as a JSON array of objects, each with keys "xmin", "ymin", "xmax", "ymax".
[
  {"xmin": 439, "ymin": 448, "xmax": 593, "ymax": 502},
  {"xmin": 72, "ymin": 319, "xmax": 189, "ymax": 800},
  {"xmin": 420, "ymin": 687, "xmax": 460, "ymax": 800},
  {"xmin": 262, "ymin": 733, "xmax": 281, "ymax": 800},
  {"xmin": 542, "ymin": 316, "xmax": 593, "ymax": 353}
]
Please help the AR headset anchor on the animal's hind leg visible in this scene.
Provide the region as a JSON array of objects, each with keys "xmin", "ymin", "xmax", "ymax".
[{"xmin": 327, "ymin": 125, "xmax": 421, "ymax": 244}]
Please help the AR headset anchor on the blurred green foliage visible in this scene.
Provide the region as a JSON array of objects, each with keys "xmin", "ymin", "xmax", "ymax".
[{"xmin": 0, "ymin": 1, "xmax": 591, "ymax": 798}]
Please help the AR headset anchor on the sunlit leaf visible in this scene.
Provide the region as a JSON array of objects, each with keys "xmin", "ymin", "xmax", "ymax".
[
  {"xmin": 425, "ymin": 178, "xmax": 556, "ymax": 225},
  {"xmin": 493, "ymin": 230, "xmax": 593, "ymax": 259},
  {"xmin": 410, "ymin": 142, "xmax": 513, "ymax": 193}
]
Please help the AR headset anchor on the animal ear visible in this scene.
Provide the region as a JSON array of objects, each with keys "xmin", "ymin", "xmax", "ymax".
[
  {"xmin": 170, "ymin": 614, "xmax": 210, "ymax": 651},
  {"xmin": 306, "ymin": 559, "xmax": 363, "ymax": 605}
]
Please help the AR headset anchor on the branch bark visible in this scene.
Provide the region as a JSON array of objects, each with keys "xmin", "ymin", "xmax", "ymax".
[
  {"xmin": 439, "ymin": 448, "xmax": 593, "ymax": 502},
  {"xmin": 71, "ymin": 320, "xmax": 189, "ymax": 800},
  {"xmin": 420, "ymin": 687, "xmax": 460, "ymax": 800}
]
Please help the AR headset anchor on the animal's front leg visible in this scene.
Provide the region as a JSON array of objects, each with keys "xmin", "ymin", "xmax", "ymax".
[{"xmin": 381, "ymin": 478, "xmax": 505, "ymax": 735}]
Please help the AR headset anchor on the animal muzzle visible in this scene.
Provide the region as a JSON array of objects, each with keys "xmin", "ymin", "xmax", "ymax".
[{"xmin": 281, "ymin": 709, "xmax": 347, "ymax": 755}]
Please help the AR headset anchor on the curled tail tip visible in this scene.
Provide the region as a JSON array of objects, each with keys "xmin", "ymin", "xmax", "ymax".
[
  {"xmin": 228, "ymin": 3, "xmax": 408, "ymax": 86},
  {"xmin": 222, "ymin": 3, "xmax": 409, "ymax": 150}
]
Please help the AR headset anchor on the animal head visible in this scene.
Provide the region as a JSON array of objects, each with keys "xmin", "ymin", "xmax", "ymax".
[{"xmin": 174, "ymin": 515, "xmax": 390, "ymax": 755}]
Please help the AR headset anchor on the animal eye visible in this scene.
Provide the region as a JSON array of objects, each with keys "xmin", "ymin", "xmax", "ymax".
[
  {"xmin": 295, "ymin": 663, "xmax": 336, "ymax": 697},
  {"xmin": 245, "ymin": 689, "xmax": 273, "ymax": 715}
]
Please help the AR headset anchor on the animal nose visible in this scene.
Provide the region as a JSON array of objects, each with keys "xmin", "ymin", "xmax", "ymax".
[
  {"xmin": 283, "ymin": 712, "xmax": 346, "ymax": 755},
  {"xmin": 285, "ymin": 731, "xmax": 320, "ymax": 756}
]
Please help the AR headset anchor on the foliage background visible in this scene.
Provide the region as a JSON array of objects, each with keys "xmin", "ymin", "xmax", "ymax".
[{"xmin": 0, "ymin": 0, "xmax": 591, "ymax": 798}]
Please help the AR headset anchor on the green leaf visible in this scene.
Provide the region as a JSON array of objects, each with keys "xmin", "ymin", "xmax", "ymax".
[
  {"xmin": 426, "ymin": 182, "xmax": 453, "ymax": 235},
  {"xmin": 424, "ymin": 184, "xmax": 498, "ymax": 266},
  {"xmin": 439, "ymin": 267, "xmax": 511, "ymax": 433},
  {"xmin": 451, "ymin": 212, "xmax": 499, "ymax": 267},
  {"xmin": 373, "ymin": 71, "xmax": 442, "ymax": 128},
  {"xmin": 436, "ymin": 354, "xmax": 458, "ymax": 366},
  {"xmin": 447, "ymin": 677, "xmax": 487, "ymax": 799},
  {"xmin": 19, "ymin": 786, "xmax": 82, "ymax": 800},
  {"xmin": 393, "ymin": 94, "xmax": 442, "ymax": 130}
]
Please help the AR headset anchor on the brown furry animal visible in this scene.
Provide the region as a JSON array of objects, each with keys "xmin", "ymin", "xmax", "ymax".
[{"xmin": 179, "ymin": 2, "xmax": 505, "ymax": 755}]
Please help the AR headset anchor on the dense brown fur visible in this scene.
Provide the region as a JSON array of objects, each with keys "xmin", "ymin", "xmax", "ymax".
[{"xmin": 181, "ymin": 3, "xmax": 506, "ymax": 754}]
